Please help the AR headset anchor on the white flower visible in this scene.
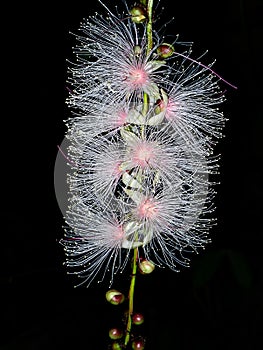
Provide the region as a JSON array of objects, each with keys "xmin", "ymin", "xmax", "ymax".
[
  {"xmin": 66, "ymin": 12, "xmax": 165, "ymax": 110},
  {"xmin": 161, "ymin": 74, "xmax": 226, "ymax": 155}
]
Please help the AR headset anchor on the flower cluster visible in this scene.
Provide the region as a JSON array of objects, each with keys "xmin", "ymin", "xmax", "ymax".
[{"xmin": 60, "ymin": 0, "xmax": 231, "ymax": 287}]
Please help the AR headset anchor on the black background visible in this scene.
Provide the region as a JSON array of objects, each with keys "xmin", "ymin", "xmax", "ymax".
[{"xmin": 2, "ymin": 0, "xmax": 262, "ymax": 349}]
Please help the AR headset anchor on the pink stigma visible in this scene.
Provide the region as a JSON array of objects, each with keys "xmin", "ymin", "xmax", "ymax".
[
  {"xmin": 111, "ymin": 162, "xmax": 122, "ymax": 178},
  {"xmin": 113, "ymin": 225, "xmax": 125, "ymax": 240},
  {"xmin": 114, "ymin": 110, "xmax": 128, "ymax": 127},
  {"xmin": 165, "ymin": 99, "xmax": 178, "ymax": 121},
  {"xmin": 137, "ymin": 198, "xmax": 159, "ymax": 220},
  {"xmin": 126, "ymin": 67, "xmax": 148, "ymax": 89},
  {"xmin": 132, "ymin": 142, "xmax": 155, "ymax": 168}
]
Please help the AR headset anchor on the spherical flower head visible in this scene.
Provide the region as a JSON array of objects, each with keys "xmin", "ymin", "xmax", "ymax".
[
  {"xmin": 66, "ymin": 102, "xmax": 131, "ymax": 141},
  {"xmin": 61, "ymin": 200, "xmax": 131, "ymax": 287},
  {"xmin": 158, "ymin": 57, "xmax": 226, "ymax": 154},
  {"xmin": 66, "ymin": 134, "xmax": 125, "ymax": 204}
]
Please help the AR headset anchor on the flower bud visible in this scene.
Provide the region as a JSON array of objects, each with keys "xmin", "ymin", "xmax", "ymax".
[
  {"xmin": 157, "ymin": 43, "xmax": 175, "ymax": 59},
  {"xmin": 112, "ymin": 341, "xmax": 122, "ymax": 350},
  {"xmin": 132, "ymin": 338, "xmax": 145, "ymax": 349},
  {"xmin": 109, "ymin": 328, "xmax": 123, "ymax": 340},
  {"xmin": 134, "ymin": 45, "xmax": 142, "ymax": 56},
  {"xmin": 130, "ymin": 6, "xmax": 147, "ymax": 23},
  {"xmin": 138, "ymin": 259, "xmax": 155, "ymax": 274},
  {"xmin": 154, "ymin": 98, "xmax": 166, "ymax": 115},
  {"xmin": 132, "ymin": 312, "xmax": 144, "ymax": 325},
  {"xmin": 106, "ymin": 289, "xmax": 125, "ymax": 305}
]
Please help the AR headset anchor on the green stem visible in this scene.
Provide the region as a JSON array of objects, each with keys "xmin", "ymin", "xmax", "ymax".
[
  {"xmin": 146, "ymin": 0, "xmax": 153, "ymax": 56},
  {"xmin": 124, "ymin": 247, "xmax": 138, "ymax": 347},
  {"xmin": 124, "ymin": 3, "xmax": 154, "ymax": 346},
  {"xmin": 142, "ymin": 0, "xmax": 154, "ymax": 117}
]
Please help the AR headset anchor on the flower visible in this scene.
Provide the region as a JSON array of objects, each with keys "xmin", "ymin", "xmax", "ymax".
[
  {"xmin": 61, "ymin": 199, "xmax": 127, "ymax": 287},
  {"xmin": 65, "ymin": 102, "xmax": 131, "ymax": 140},
  {"xmin": 158, "ymin": 66, "xmax": 226, "ymax": 154},
  {"xmin": 66, "ymin": 11, "xmax": 165, "ymax": 110}
]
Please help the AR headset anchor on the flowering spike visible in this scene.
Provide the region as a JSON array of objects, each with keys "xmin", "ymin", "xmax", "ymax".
[
  {"xmin": 56, "ymin": 0, "xmax": 236, "ymax": 291},
  {"xmin": 56, "ymin": 1, "xmax": 237, "ymax": 348}
]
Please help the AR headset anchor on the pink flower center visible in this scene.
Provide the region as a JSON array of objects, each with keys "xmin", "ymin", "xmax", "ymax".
[
  {"xmin": 126, "ymin": 67, "xmax": 148, "ymax": 89},
  {"xmin": 114, "ymin": 110, "xmax": 128, "ymax": 127},
  {"xmin": 107, "ymin": 161, "xmax": 123, "ymax": 178},
  {"xmin": 137, "ymin": 198, "xmax": 159, "ymax": 220},
  {"xmin": 165, "ymin": 99, "xmax": 178, "ymax": 121},
  {"xmin": 113, "ymin": 225, "xmax": 125, "ymax": 240},
  {"xmin": 132, "ymin": 142, "xmax": 155, "ymax": 168}
]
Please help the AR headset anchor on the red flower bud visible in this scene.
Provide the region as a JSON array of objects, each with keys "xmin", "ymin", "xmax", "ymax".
[
  {"xmin": 109, "ymin": 328, "xmax": 123, "ymax": 340},
  {"xmin": 132, "ymin": 312, "xmax": 144, "ymax": 325},
  {"xmin": 157, "ymin": 43, "xmax": 175, "ymax": 59},
  {"xmin": 132, "ymin": 338, "xmax": 145, "ymax": 349}
]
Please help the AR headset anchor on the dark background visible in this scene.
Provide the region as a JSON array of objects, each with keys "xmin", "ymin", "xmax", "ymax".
[{"xmin": 2, "ymin": 0, "xmax": 262, "ymax": 349}]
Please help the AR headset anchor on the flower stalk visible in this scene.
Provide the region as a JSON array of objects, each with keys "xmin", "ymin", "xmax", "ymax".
[
  {"xmin": 124, "ymin": 247, "xmax": 139, "ymax": 347},
  {"xmin": 142, "ymin": 0, "xmax": 154, "ymax": 120},
  {"xmin": 146, "ymin": 0, "xmax": 153, "ymax": 56}
]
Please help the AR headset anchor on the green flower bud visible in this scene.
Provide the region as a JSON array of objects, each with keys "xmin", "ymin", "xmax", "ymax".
[
  {"xmin": 130, "ymin": 6, "xmax": 147, "ymax": 23},
  {"xmin": 134, "ymin": 45, "xmax": 142, "ymax": 56},
  {"xmin": 139, "ymin": 259, "xmax": 155, "ymax": 274},
  {"xmin": 139, "ymin": 0, "xmax": 147, "ymax": 6},
  {"xmin": 106, "ymin": 289, "xmax": 125, "ymax": 305},
  {"xmin": 157, "ymin": 43, "xmax": 175, "ymax": 59},
  {"xmin": 112, "ymin": 341, "xmax": 122, "ymax": 350}
]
